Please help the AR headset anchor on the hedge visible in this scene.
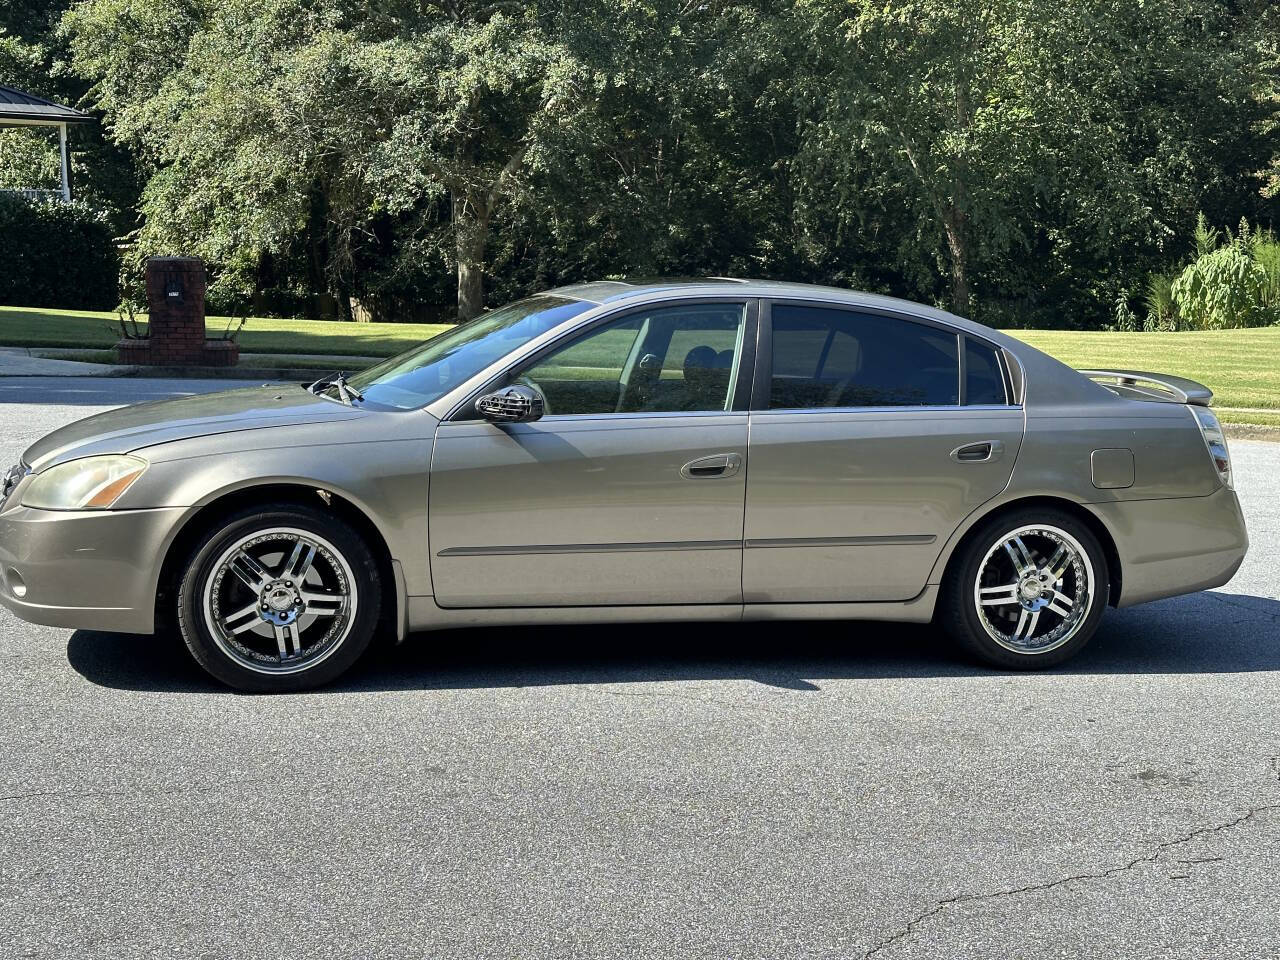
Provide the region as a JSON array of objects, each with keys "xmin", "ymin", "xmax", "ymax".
[{"xmin": 0, "ymin": 194, "xmax": 117, "ymax": 310}]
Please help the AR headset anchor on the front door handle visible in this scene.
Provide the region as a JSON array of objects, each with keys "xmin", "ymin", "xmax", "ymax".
[
  {"xmin": 680, "ymin": 452, "xmax": 743, "ymax": 479},
  {"xmin": 950, "ymin": 440, "xmax": 1004, "ymax": 463}
]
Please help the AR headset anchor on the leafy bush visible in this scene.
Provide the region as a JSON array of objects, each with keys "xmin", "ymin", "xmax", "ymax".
[
  {"xmin": 0, "ymin": 195, "xmax": 118, "ymax": 309},
  {"xmin": 1170, "ymin": 242, "xmax": 1276, "ymax": 330}
]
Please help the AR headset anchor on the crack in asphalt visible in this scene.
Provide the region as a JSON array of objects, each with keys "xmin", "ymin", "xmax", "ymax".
[
  {"xmin": 1206, "ymin": 592, "xmax": 1280, "ymax": 622},
  {"xmin": 861, "ymin": 802, "xmax": 1280, "ymax": 958}
]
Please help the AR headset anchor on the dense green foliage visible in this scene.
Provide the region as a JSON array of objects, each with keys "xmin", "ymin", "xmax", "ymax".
[
  {"xmin": 1116, "ymin": 215, "xmax": 1280, "ymax": 330},
  {"xmin": 1126, "ymin": 218, "xmax": 1274, "ymax": 335},
  {"xmin": 2, "ymin": 0, "xmax": 1278, "ymax": 326},
  {"xmin": 0, "ymin": 194, "xmax": 117, "ymax": 307},
  {"xmin": 0, "ymin": 0, "xmax": 141, "ymax": 229},
  {"xmin": 1171, "ymin": 243, "xmax": 1274, "ymax": 330}
]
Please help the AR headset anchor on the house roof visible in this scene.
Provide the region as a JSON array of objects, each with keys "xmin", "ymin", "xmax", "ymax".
[{"xmin": 0, "ymin": 85, "xmax": 93, "ymax": 125}]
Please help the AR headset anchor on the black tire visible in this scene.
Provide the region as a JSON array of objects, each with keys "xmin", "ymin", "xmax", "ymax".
[
  {"xmin": 176, "ymin": 503, "xmax": 381, "ymax": 692},
  {"xmin": 940, "ymin": 507, "xmax": 1109, "ymax": 670}
]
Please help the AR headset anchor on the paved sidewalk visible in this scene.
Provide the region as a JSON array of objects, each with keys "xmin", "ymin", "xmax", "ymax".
[
  {"xmin": 0, "ymin": 347, "xmax": 133, "ymax": 377},
  {"xmin": 0, "ymin": 347, "xmax": 377, "ymax": 380},
  {"xmin": 31, "ymin": 346, "xmax": 383, "ymax": 367}
]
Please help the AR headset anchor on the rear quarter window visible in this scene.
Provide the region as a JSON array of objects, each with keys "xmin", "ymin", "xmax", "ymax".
[{"xmin": 964, "ymin": 338, "xmax": 1009, "ymax": 405}]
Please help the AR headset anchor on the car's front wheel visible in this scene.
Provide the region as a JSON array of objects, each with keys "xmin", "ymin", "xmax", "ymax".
[
  {"xmin": 176, "ymin": 503, "xmax": 381, "ymax": 692},
  {"xmin": 942, "ymin": 508, "xmax": 1109, "ymax": 669}
]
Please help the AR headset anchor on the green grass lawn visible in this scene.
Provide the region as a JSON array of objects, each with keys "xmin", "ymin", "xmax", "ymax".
[
  {"xmin": 0, "ymin": 306, "xmax": 448, "ymax": 357},
  {"xmin": 3, "ymin": 305, "xmax": 1278, "ymax": 421},
  {"xmin": 1006, "ymin": 327, "xmax": 1280, "ymax": 412}
]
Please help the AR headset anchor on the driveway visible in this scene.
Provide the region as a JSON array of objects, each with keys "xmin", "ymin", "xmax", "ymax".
[{"xmin": 1, "ymin": 377, "xmax": 1278, "ymax": 959}]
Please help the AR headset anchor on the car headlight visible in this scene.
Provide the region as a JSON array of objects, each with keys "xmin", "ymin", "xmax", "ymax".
[
  {"xmin": 1191, "ymin": 406, "xmax": 1232, "ymax": 490},
  {"xmin": 20, "ymin": 455, "xmax": 149, "ymax": 510}
]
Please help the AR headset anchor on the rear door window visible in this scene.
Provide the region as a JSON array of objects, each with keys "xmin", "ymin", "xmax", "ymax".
[{"xmin": 769, "ymin": 305, "xmax": 959, "ymax": 409}]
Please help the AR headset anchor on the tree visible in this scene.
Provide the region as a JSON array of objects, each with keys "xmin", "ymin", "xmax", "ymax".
[
  {"xmin": 792, "ymin": 0, "xmax": 1279, "ymax": 325},
  {"xmin": 485, "ymin": 0, "xmax": 807, "ymax": 296},
  {"xmin": 353, "ymin": 0, "xmax": 602, "ymax": 319},
  {"xmin": 0, "ymin": 1, "xmax": 140, "ymax": 230},
  {"xmin": 64, "ymin": 0, "xmax": 609, "ymax": 319},
  {"xmin": 55, "ymin": 0, "xmax": 1280, "ymax": 326}
]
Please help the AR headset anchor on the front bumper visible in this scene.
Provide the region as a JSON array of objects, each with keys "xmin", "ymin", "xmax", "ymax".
[
  {"xmin": 1086, "ymin": 484, "xmax": 1249, "ymax": 608},
  {"xmin": 0, "ymin": 504, "xmax": 186, "ymax": 634}
]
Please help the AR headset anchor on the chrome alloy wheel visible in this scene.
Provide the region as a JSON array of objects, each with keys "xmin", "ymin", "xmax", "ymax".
[
  {"xmin": 202, "ymin": 527, "xmax": 357, "ymax": 675},
  {"xmin": 972, "ymin": 524, "xmax": 1095, "ymax": 655}
]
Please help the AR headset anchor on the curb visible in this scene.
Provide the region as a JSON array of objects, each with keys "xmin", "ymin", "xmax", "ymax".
[
  {"xmin": 123, "ymin": 365, "xmax": 332, "ymax": 382},
  {"xmin": 0, "ymin": 365, "xmax": 337, "ymax": 382}
]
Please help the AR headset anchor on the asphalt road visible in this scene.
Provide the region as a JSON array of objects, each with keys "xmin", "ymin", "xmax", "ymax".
[{"xmin": 1, "ymin": 377, "xmax": 1278, "ymax": 960}]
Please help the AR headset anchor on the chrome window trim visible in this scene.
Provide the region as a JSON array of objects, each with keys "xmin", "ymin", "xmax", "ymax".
[
  {"xmin": 435, "ymin": 410, "xmax": 751, "ymax": 429},
  {"xmin": 746, "ymin": 404, "xmax": 1023, "ymax": 418}
]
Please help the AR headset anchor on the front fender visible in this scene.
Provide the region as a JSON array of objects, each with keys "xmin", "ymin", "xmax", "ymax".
[{"xmin": 115, "ymin": 427, "xmax": 436, "ymax": 598}]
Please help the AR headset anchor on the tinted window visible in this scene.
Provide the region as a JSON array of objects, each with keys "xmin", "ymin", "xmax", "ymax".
[
  {"xmin": 769, "ymin": 306, "xmax": 959, "ymax": 409},
  {"xmin": 514, "ymin": 303, "xmax": 747, "ymax": 415},
  {"xmin": 964, "ymin": 338, "xmax": 1008, "ymax": 405}
]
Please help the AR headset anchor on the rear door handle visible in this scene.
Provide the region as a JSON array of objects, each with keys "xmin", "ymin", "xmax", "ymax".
[
  {"xmin": 950, "ymin": 440, "xmax": 1004, "ymax": 463},
  {"xmin": 680, "ymin": 453, "xmax": 743, "ymax": 479}
]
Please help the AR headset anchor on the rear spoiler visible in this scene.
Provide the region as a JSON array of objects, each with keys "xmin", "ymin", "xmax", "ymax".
[{"xmin": 1078, "ymin": 369, "xmax": 1213, "ymax": 406}]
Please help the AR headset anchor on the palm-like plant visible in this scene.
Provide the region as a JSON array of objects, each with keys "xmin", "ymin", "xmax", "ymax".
[
  {"xmin": 1248, "ymin": 235, "xmax": 1280, "ymax": 311},
  {"xmin": 1193, "ymin": 212, "xmax": 1220, "ymax": 259},
  {"xmin": 1144, "ymin": 272, "xmax": 1179, "ymax": 330}
]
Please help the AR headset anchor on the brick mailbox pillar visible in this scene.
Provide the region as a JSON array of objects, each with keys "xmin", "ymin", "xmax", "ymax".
[{"xmin": 115, "ymin": 256, "xmax": 240, "ymax": 367}]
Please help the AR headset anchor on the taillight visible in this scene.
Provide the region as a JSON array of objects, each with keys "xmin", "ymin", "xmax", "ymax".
[{"xmin": 1191, "ymin": 406, "xmax": 1232, "ymax": 489}]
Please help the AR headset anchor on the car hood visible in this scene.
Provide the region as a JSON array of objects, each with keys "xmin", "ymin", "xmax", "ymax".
[{"xmin": 22, "ymin": 384, "xmax": 371, "ymax": 470}]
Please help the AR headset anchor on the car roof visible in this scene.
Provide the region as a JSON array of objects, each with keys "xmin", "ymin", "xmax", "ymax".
[
  {"xmin": 541, "ymin": 277, "xmax": 998, "ymax": 338},
  {"xmin": 546, "ymin": 276, "xmax": 965, "ymax": 316}
]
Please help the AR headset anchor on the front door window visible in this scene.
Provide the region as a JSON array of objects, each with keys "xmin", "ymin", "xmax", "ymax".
[{"xmin": 510, "ymin": 303, "xmax": 747, "ymax": 416}]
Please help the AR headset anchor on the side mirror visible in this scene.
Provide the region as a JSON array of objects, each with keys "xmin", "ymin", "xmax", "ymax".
[{"xmin": 476, "ymin": 383, "xmax": 545, "ymax": 423}]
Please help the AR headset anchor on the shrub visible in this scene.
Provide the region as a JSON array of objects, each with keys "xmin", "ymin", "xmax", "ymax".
[
  {"xmin": 0, "ymin": 194, "xmax": 118, "ymax": 309},
  {"xmin": 1250, "ymin": 236, "xmax": 1280, "ymax": 311},
  {"xmin": 1170, "ymin": 242, "xmax": 1276, "ymax": 330},
  {"xmin": 1143, "ymin": 272, "xmax": 1179, "ymax": 330},
  {"xmin": 1110, "ymin": 291, "xmax": 1139, "ymax": 332}
]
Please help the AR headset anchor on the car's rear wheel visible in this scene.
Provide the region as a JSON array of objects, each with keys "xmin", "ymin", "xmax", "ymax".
[
  {"xmin": 176, "ymin": 504, "xmax": 380, "ymax": 692},
  {"xmin": 942, "ymin": 508, "xmax": 1109, "ymax": 669}
]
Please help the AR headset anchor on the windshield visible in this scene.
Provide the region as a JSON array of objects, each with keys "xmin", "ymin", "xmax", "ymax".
[{"xmin": 346, "ymin": 296, "xmax": 592, "ymax": 409}]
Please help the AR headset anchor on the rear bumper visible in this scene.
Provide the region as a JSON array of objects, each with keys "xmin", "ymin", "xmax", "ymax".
[
  {"xmin": 1086, "ymin": 485, "xmax": 1248, "ymax": 608},
  {"xmin": 0, "ymin": 505, "xmax": 185, "ymax": 634}
]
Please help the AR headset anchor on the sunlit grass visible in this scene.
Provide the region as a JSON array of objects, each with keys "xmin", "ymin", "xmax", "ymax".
[
  {"xmin": 3, "ymin": 305, "xmax": 1278, "ymax": 423},
  {"xmin": 0, "ymin": 305, "xmax": 447, "ymax": 357},
  {"xmin": 1005, "ymin": 327, "xmax": 1280, "ymax": 411}
]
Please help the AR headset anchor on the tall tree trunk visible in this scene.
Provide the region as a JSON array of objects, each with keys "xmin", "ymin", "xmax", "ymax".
[
  {"xmin": 251, "ymin": 249, "xmax": 271, "ymax": 315},
  {"xmin": 307, "ymin": 184, "xmax": 338, "ymax": 320},
  {"xmin": 453, "ymin": 191, "xmax": 490, "ymax": 321},
  {"xmin": 947, "ymin": 79, "xmax": 974, "ymax": 318},
  {"xmin": 942, "ymin": 204, "xmax": 971, "ymax": 318}
]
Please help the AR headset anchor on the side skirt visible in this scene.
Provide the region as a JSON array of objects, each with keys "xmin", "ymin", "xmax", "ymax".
[{"xmin": 404, "ymin": 585, "xmax": 939, "ymax": 633}]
